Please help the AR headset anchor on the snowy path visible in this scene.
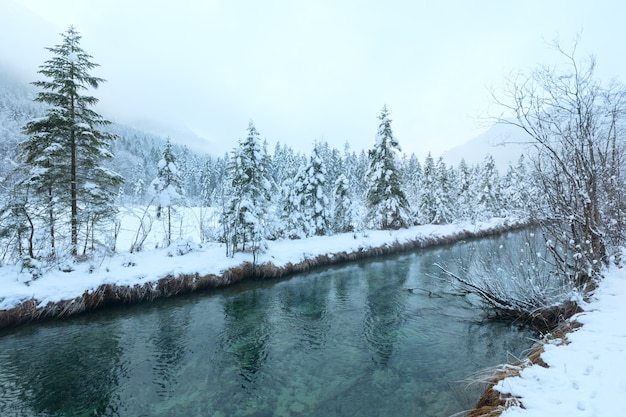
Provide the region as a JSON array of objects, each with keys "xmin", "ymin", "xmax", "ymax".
[{"xmin": 495, "ymin": 261, "xmax": 626, "ymax": 417}]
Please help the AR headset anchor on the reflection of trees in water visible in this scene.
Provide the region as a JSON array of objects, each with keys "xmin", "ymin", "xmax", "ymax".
[
  {"xmin": 278, "ymin": 274, "xmax": 331, "ymax": 350},
  {"xmin": 220, "ymin": 289, "xmax": 272, "ymax": 384},
  {"xmin": 363, "ymin": 260, "xmax": 409, "ymax": 366},
  {"xmin": 149, "ymin": 305, "xmax": 192, "ymax": 397},
  {"xmin": 0, "ymin": 323, "xmax": 123, "ymax": 416}
]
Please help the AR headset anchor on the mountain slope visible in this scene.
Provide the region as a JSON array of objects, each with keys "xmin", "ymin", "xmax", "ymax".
[{"xmin": 441, "ymin": 122, "xmax": 533, "ymax": 171}]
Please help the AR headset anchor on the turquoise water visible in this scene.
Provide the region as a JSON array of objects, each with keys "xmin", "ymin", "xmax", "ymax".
[{"xmin": 0, "ymin": 233, "xmax": 535, "ymax": 416}]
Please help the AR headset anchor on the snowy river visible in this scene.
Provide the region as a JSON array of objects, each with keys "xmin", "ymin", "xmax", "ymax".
[{"xmin": 0, "ymin": 232, "xmax": 536, "ymax": 416}]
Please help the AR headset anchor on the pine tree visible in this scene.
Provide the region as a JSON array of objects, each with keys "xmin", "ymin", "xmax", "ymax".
[
  {"xmin": 223, "ymin": 121, "xmax": 272, "ymax": 260},
  {"xmin": 150, "ymin": 138, "xmax": 185, "ymax": 247},
  {"xmin": 332, "ymin": 174, "xmax": 356, "ymax": 233},
  {"xmin": 365, "ymin": 106, "xmax": 411, "ymax": 229},
  {"xmin": 20, "ymin": 26, "xmax": 122, "ymax": 257},
  {"xmin": 303, "ymin": 143, "xmax": 331, "ymax": 236},
  {"xmin": 270, "ymin": 142, "xmax": 304, "ymax": 191},
  {"xmin": 278, "ymin": 175, "xmax": 306, "ymax": 239},
  {"xmin": 342, "ymin": 142, "xmax": 367, "ymax": 219},
  {"xmin": 402, "ymin": 153, "xmax": 422, "ymax": 216},
  {"xmin": 454, "ymin": 158, "xmax": 474, "ymax": 221},
  {"xmin": 472, "ymin": 154, "xmax": 502, "ymax": 220},
  {"xmin": 502, "ymin": 162, "xmax": 519, "ymax": 215},
  {"xmin": 431, "ymin": 157, "xmax": 454, "ymax": 224},
  {"xmin": 501, "ymin": 154, "xmax": 532, "ymax": 216},
  {"xmin": 418, "ymin": 153, "xmax": 437, "ymax": 224}
]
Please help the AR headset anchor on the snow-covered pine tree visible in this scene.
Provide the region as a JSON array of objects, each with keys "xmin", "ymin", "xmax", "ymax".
[
  {"xmin": 454, "ymin": 158, "xmax": 474, "ymax": 221},
  {"xmin": 302, "ymin": 142, "xmax": 331, "ymax": 236},
  {"xmin": 150, "ymin": 138, "xmax": 185, "ymax": 247},
  {"xmin": 502, "ymin": 154, "xmax": 532, "ymax": 216},
  {"xmin": 418, "ymin": 152, "xmax": 437, "ymax": 224},
  {"xmin": 270, "ymin": 142, "xmax": 305, "ymax": 192},
  {"xmin": 472, "ymin": 154, "xmax": 502, "ymax": 221},
  {"xmin": 332, "ymin": 173, "xmax": 356, "ymax": 233},
  {"xmin": 401, "ymin": 153, "xmax": 422, "ymax": 218},
  {"xmin": 223, "ymin": 121, "xmax": 272, "ymax": 260},
  {"xmin": 430, "ymin": 157, "xmax": 454, "ymax": 224},
  {"xmin": 276, "ymin": 143, "xmax": 332, "ymax": 238},
  {"xmin": 314, "ymin": 141, "xmax": 342, "ymax": 199},
  {"xmin": 20, "ymin": 26, "xmax": 122, "ymax": 257},
  {"xmin": 341, "ymin": 143, "xmax": 367, "ymax": 220},
  {"xmin": 278, "ymin": 175, "xmax": 306, "ymax": 239},
  {"xmin": 365, "ymin": 106, "xmax": 411, "ymax": 229}
]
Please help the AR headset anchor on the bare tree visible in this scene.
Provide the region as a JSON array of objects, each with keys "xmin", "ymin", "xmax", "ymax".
[{"xmin": 493, "ymin": 39, "xmax": 626, "ymax": 285}]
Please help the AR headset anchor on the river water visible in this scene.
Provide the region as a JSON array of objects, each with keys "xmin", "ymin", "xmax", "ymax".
[{"xmin": 0, "ymin": 232, "xmax": 536, "ymax": 417}]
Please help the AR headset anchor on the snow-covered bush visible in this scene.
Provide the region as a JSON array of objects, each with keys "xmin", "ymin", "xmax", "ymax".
[
  {"xmin": 167, "ymin": 237, "xmax": 198, "ymax": 257},
  {"xmin": 437, "ymin": 231, "xmax": 583, "ymax": 331}
]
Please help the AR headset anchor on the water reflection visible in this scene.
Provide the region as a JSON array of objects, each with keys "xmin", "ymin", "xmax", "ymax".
[
  {"xmin": 0, "ymin": 323, "xmax": 123, "ymax": 416},
  {"xmin": 220, "ymin": 288, "xmax": 272, "ymax": 385},
  {"xmin": 278, "ymin": 274, "xmax": 331, "ymax": 350},
  {"xmin": 150, "ymin": 305, "xmax": 191, "ymax": 397},
  {"xmin": 0, "ymin": 231, "xmax": 538, "ymax": 417},
  {"xmin": 363, "ymin": 260, "xmax": 409, "ymax": 365}
]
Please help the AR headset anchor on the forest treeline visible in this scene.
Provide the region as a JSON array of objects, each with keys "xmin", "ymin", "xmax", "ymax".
[
  {"xmin": 0, "ymin": 28, "xmax": 533, "ymax": 268},
  {"xmin": 1, "ymin": 83, "xmax": 531, "ymax": 263}
]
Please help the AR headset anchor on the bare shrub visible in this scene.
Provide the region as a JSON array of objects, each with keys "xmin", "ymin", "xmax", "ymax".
[{"xmin": 436, "ymin": 232, "xmax": 583, "ymax": 331}]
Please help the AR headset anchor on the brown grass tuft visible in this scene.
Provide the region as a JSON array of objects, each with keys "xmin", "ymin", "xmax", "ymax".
[{"xmin": 467, "ymin": 319, "xmax": 582, "ymax": 416}]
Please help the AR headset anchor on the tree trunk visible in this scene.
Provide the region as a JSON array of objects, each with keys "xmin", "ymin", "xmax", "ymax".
[
  {"xmin": 70, "ymin": 95, "xmax": 78, "ymax": 256},
  {"xmin": 48, "ymin": 185, "xmax": 55, "ymax": 257},
  {"xmin": 167, "ymin": 205, "xmax": 172, "ymax": 247}
]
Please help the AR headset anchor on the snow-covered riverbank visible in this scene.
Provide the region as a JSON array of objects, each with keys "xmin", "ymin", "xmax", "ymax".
[
  {"xmin": 0, "ymin": 218, "xmax": 525, "ymax": 324},
  {"xmin": 486, "ymin": 255, "xmax": 626, "ymax": 417},
  {"xmin": 2, "ymin": 216, "xmax": 624, "ymax": 416}
]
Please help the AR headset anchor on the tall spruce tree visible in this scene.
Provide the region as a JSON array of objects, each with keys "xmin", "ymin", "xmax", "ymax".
[
  {"xmin": 418, "ymin": 152, "xmax": 437, "ymax": 224},
  {"xmin": 472, "ymin": 154, "xmax": 502, "ymax": 220},
  {"xmin": 223, "ymin": 121, "xmax": 272, "ymax": 260},
  {"xmin": 365, "ymin": 106, "xmax": 411, "ymax": 229},
  {"xmin": 454, "ymin": 158, "xmax": 474, "ymax": 221},
  {"xmin": 20, "ymin": 26, "xmax": 121, "ymax": 257},
  {"xmin": 401, "ymin": 153, "xmax": 422, "ymax": 217},
  {"xmin": 332, "ymin": 173, "xmax": 356, "ymax": 233},
  {"xmin": 431, "ymin": 157, "xmax": 454, "ymax": 224},
  {"xmin": 301, "ymin": 143, "xmax": 331, "ymax": 236}
]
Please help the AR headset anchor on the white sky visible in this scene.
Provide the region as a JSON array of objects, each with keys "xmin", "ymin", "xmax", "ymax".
[{"xmin": 3, "ymin": 0, "xmax": 626, "ymax": 158}]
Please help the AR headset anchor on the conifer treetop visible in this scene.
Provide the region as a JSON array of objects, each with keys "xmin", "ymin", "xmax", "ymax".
[{"xmin": 33, "ymin": 26, "xmax": 104, "ymax": 107}]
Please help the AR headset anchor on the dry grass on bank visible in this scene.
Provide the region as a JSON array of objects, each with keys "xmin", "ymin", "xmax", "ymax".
[
  {"xmin": 466, "ymin": 320, "xmax": 582, "ymax": 417},
  {"xmin": 0, "ymin": 220, "xmax": 531, "ymax": 330}
]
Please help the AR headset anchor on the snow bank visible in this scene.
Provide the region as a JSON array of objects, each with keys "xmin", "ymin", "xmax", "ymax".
[
  {"xmin": 494, "ymin": 259, "xmax": 626, "ymax": 417},
  {"xmin": 0, "ymin": 218, "xmax": 522, "ymax": 318}
]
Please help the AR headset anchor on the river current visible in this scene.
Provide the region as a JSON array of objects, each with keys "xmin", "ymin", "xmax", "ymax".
[{"xmin": 0, "ymin": 232, "xmax": 536, "ymax": 416}]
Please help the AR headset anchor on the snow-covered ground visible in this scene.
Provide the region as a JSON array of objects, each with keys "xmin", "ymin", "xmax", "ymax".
[
  {"xmin": 495, "ymin": 256, "xmax": 626, "ymax": 417},
  {"xmin": 0, "ymin": 217, "xmax": 512, "ymax": 312}
]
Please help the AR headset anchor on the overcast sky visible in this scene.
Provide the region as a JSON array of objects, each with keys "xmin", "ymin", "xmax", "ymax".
[{"xmin": 2, "ymin": 0, "xmax": 625, "ymax": 158}]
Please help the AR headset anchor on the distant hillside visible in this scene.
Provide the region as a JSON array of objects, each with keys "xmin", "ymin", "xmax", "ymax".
[
  {"xmin": 441, "ymin": 122, "xmax": 533, "ymax": 171},
  {"xmin": 0, "ymin": 69, "xmax": 41, "ymax": 177},
  {"xmin": 0, "ymin": 68, "xmax": 199, "ymax": 197}
]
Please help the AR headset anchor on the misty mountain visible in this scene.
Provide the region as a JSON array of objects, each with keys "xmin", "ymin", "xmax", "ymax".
[
  {"xmin": 441, "ymin": 122, "xmax": 533, "ymax": 172},
  {"xmin": 0, "ymin": 70, "xmax": 42, "ymax": 176}
]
